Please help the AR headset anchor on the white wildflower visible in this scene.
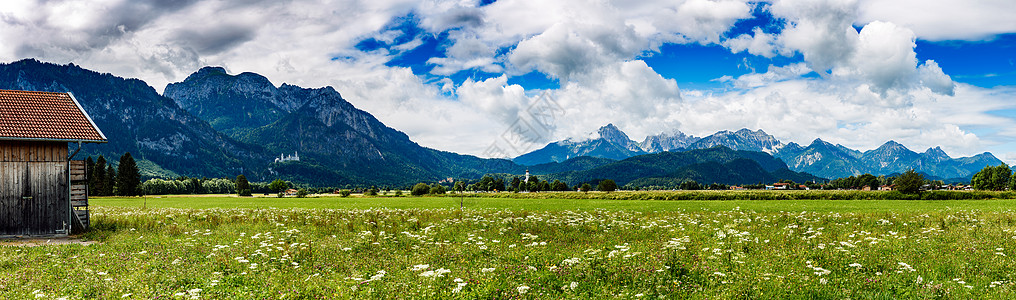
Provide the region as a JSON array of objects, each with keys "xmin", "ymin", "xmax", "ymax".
[
  {"xmin": 369, "ymin": 270, "xmax": 386, "ymax": 281},
  {"xmin": 411, "ymin": 264, "xmax": 430, "ymax": 271},
  {"xmin": 517, "ymin": 285, "xmax": 530, "ymax": 294},
  {"xmin": 452, "ymin": 278, "xmax": 467, "ymax": 293}
]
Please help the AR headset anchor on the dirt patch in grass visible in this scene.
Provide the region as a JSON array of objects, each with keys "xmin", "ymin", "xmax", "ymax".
[{"xmin": 0, "ymin": 236, "xmax": 99, "ymax": 247}]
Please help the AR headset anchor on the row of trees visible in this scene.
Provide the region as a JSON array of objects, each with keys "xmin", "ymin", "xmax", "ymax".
[
  {"xmin": 134, "ymin": 174, "xmax": 285, "ymax": 196},
  {"xmin": 826, "ymin": 174, "xmax": 885, "ymax": 190},
  {"xmin": 411, "ymin": 183, "xmax": 446, "ymax": 196},
  {"xmin": 826, "ymin": 170, "xmax": 925, "ymax": 194},
  {"xmin": 411, "ymin": 178, "xmax": 619, "ymax": 195},
  {"xmin": 971, "ymin": 163, "xmax": 1016, "ymax": 191},
  {"xmin": 673, "ymin": 181, "xmax": 730, "ymax": 191},
  {"xmin": 465, "ymin": 175, "xmax": 574, "ymax": 193},
  {"xmin": 463, "ymin": 175, "xmax": 626, "ymax": 193},
  {"xmin": 141, "ymin": 177, "xmax": 242, "ymax": 195},
  {"xmin": 88, "ymin": 153, "xmax": 299, "ymax": 197},
  {"xmin": 85, "ymin": 153, "xmax": 141, "ymax": 197}
]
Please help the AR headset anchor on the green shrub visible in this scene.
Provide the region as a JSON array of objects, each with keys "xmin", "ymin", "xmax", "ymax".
[
  {"xmin": 598, "ymin": 179, "xmax": 617, "ymax": 192},
  {"xmin": 429, "ymin": 184, "xmax": 446, "ymax": 195},
  {"xmin": 339, "ymin": 189, "xmax": 351, "ymax": 197},
  {"xmin": 411, "ymin": 183, "xmax": 430, "ymax": 196}
]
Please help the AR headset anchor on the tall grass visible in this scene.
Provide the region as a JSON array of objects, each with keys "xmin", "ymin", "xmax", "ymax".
[{"xmin": 3, "ymin": 205, "xmax": 1016, "ymax": 298}]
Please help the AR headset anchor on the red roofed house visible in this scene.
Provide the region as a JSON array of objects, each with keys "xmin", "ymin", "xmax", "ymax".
[{"xmin": 1, "ymin": 90, "xmax": 106, "ymax": 237}]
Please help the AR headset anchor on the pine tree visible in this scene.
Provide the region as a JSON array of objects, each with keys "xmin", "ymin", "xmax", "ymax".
[
  {"xmin": 895, "ymin": 169, "xmax": 925, "ymax": 194},
  {"xmin": 105, "ymin": 164, "xmax": 116, "ymax": 196},
  {"xmin": 84, "ymin": 156, "xmax": 94, "ymax": 182},
  {"xmin": 92, "ymin": 156, "xmax": 107, "ymax": 196},
  {"xmin": 116, "ymin": 152, "xmax": 141, "ymax": 196}
]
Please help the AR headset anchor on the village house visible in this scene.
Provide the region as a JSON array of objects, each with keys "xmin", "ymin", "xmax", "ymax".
[
  {"xmin": 772, "ymin": 182, "xmax": 791, "ymax": 190},
  {"xmin": 0, "ymin": 90, "xmax": 106, "ymax": 236}
]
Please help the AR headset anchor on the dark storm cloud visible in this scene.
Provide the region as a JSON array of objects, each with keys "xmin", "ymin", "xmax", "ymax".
[
  {"xmin": 6, "ymin": 0, "xmax": 202, "ymax": 57},
  {"xmin": 427, "ymin": 7, "xmax": 484, "ymax": 31},
  {"xmin": 107, "ymin": 0, "xmax": 202, "ymax": 32},
  {"xmin": 172, "ymin": 24, "xmax": 257, "ymax": 55}
]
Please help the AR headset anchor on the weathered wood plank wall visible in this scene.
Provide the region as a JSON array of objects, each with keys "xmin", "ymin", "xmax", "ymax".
[{"xmin": 0, "ymin": 141, "xmax": 69, "ymax": 236}]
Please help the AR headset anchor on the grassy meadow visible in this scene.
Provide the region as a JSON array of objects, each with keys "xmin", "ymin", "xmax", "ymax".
[{"xmin": 5, "ymin": 193, "xmax": 1016, "ymax": 298}]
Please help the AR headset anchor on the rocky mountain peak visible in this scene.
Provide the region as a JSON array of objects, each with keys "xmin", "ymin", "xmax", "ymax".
[
  {"xmin": 596, "ymin": 124, "xmax": 641, "ymax": 152},
  {"xmin": 922, "ymin": 146, "xmax": 950, "ymax": 161},
  {"xmin": 598, "ymin": 123, "xmax": 627, "ymax": 140},
  {"xmin": 871, "ymin": 141, "xmax": 911, "ymax": 156},
  {"xmin": 183, "ymin": 66, "xmax": 228, "ymax": 82},
  {"xmin": 639, "ymin": 129, "xmax": 700, "ymax": 153},
  {"xmin": 689, "ymin": 127, "xmax": 784, "ymax": 154},
  {"xmin": 884, "ymin": 140, "xmax": 903, "ymax": 147},
  {"xmin": 736, "ymin": 128, "xmax": 764, "ymax": 136}
]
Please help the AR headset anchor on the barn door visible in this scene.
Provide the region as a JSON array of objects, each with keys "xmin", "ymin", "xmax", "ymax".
[
  {"xmin": 0, "ymin": 141, "xmax": 70, "ymax": 236},
  {"xmin": 0, "ymin": 162, "xmax": 29, "ymax": 235},
  {"xmin": 0, "ymin": 161, "xmax": 68, "ymax": 236}
]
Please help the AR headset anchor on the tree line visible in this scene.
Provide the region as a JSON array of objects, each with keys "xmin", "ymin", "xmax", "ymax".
[
  {"xmin": 406, "ymin": 176, "xmax": 621, "ymax": 196},
  {"xmin": 971, "ymin": 163, "xmax": 1016, "ymax": 191},
  {"xmin": 85, "ymin": 153, "xmax": 141, "ymax": 197},
  {"xmin": 826, "ymin": 170, "xmax": 925, "ymax": 194},
  {"xmin": 461, "ymin": 175, "xmax": 594, "ymax": 193}
]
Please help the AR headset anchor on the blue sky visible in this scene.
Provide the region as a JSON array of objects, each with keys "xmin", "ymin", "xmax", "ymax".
[
  {"xmin": 353, "ymin": 3, "xmax": 1016, "ymax": 91},
  {"xmin": 2, "ymin": 0, "xmax": 1015, "ymax": 162}
]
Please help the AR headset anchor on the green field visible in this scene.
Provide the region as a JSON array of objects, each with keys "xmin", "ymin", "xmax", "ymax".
[{"xmin": 5, "ymin": 194, "xmax": 1016, "ymax": 298}]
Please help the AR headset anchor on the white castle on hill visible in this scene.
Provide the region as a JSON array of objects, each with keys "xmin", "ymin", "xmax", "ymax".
[{"xmin": 275, "ymin": 151, "xmax": 300, "ymax": 163}]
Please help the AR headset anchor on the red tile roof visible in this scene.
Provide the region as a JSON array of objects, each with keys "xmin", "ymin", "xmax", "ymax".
[{"xmin": 0, "ymin": 90, "xmax": 106, "ymax": 142}]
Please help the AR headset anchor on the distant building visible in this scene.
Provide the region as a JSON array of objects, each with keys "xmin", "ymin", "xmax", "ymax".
[{"xmin": 275, "ymin": 151, "xmax": 300, "ymax": 163}]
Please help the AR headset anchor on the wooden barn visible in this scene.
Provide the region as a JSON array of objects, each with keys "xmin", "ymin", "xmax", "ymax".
[{"xmin": 0, "ymin": 90, "xmax": 106, "ymax": 237}]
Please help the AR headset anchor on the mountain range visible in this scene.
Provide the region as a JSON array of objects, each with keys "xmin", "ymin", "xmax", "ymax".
[
  {"xmin": 513, "ymin": 124, "xmax": 647, "ymax": 165},
  {"xmin": 541, "ymin": 146, "xmax": 823, "ymax": 188},
  {"xmin": 515, "ymin": 124, "xmax": 1003, "ymax": 180},
  {"xmin": 164, "ymin": 66, "xmax": 528, "ymax": 185},
  {"xmin": 0, "ymin": 60, "xmax": 268, "ymax": 178},
  {"xmin": 0, "ymin": 59, "xmax": 520, "ymax": 186},
  {"xmin": 2, "ymin": 59, "xmax": 999, "ymax": 187}
]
